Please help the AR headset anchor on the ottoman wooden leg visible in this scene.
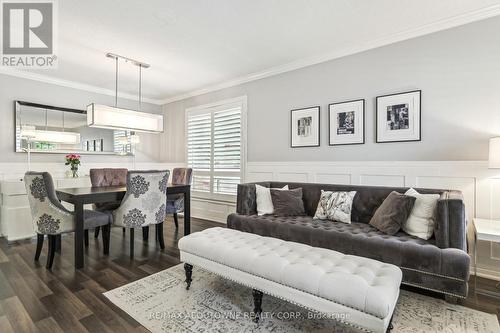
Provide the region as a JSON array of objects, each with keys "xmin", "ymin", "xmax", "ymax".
[
  {"xmin": 252, "ymin": 289, "xmax": 263, "ymax": 323},
  {"xmin": 184, "ymin": 263, "xmax": 193, "ymax": 290},
  {"xmin": 386, "ymin": 315, "xmax": 394, "ymax": 332}
]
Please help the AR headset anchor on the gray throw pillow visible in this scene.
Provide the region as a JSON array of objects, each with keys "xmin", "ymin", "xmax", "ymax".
[
  {"xmin": 270, "ymin": 188, "xmax": 305, "ymax": 216},
  {"xmin": 369, "ymin": 191, "xmax": 416, "ymax": 235}
]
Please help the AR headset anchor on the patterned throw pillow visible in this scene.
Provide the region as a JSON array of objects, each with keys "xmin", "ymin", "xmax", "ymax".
[{"xmin": 313, "ymin": 190, "xmax": 357, "ymax": 224}]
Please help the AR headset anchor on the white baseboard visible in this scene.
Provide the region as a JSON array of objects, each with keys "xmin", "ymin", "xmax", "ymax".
[
  {"xmin": 191, "ymin": 197, "xmax": 235, "ymax": 224},
  {"xmin": 474, "ymin": 267, "xmax": 500, "ymax": 282}
]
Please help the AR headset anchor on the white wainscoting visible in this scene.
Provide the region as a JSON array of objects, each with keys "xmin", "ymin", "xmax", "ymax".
[
  {"xmin": 0, "ymin": 162, "xmax": 185, "ymax": 181},
  {"xmin": 3, "ymin": 160, "xmax": 500, "ymax": 279},
  {"xmin": 191, "ymin": 197, "xmax": 236, "ymax": 224},
  {"xmin": 246, "ymin": 160, "xmax": 500, "ymax": 280},
  {"xmin": 0, "ymin": 162, "xmax": 184, "ymax": 241}
]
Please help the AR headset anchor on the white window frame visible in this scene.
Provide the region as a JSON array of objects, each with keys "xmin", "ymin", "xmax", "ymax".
[{"xmin": 185, "ymin": 96, "xmax": 247, "ymax": 202}]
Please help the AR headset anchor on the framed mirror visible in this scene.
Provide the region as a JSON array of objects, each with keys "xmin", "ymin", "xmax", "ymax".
[{"xmin": 15, "ymin": 101, "xmax": 135, "ymax": 155}]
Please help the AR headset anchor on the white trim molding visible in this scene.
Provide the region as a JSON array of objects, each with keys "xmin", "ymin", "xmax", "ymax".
[
  {"xmin": 246, "ymin": 160, "xmax": 500, "ymax": 280},
  {"xmin": 2, "ymin": 5, "xmax": 500, "ymax": 106},
  {"xmin": 0, "ymin": 68, "xmax": 165, "ymax": 105},
  {"xmin": 160, "ymin": 4, "xmax": 500, "ymax": 104}
]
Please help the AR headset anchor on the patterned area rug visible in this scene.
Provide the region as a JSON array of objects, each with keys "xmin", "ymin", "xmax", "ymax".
[{"xmin": 104, "ymin": 264, "xmax": 499, "ymax": 333}]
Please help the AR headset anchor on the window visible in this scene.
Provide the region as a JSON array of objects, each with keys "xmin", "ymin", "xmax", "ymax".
[
  {"xmin": 113, "ymin": 130, "xmax": 131, "ymax": 154},
  {"xmin": 186, "ymin": 97, "xmax": 246, "ymax": 199}
]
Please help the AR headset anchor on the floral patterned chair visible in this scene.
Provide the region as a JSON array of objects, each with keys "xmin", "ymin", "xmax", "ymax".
[
  {"xmin": 166, "ymin": 168, "xmax": 193, "ymax": 228},
  {"xmin": 24, "ymin": 172, "xmax": 111, "ymax": 269},
  {"xmin": 111, "ymin": 170, "xmax": 170, "ymax": 257}
]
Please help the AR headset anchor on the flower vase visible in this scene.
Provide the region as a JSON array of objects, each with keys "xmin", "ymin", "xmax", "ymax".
[{"xmin": 71, "ymin": 167, "xmax": 78, "ymax": 178}]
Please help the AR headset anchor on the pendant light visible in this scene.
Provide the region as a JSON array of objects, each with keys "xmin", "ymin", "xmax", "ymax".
[
  {"xmin": 87, "ymin": 53, "xmax": 164, "ymax": 133},
  {"xmin": 29, "ymin": 109, "xmax": 81, "ymax": 144},
  {"xmin": 20, "ymin": 108, "xmax": 80, "ymax": 145}
]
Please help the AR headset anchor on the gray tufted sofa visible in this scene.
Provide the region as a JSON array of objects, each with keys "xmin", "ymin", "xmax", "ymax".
[{"xmin": 227, "ymin": 181, "xmax": 470, "ymax": 299}]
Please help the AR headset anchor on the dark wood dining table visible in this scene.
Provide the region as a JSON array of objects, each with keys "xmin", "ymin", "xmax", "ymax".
[{"xmin": 56, "ymin": 184, "xmax": 191, "ymax": 269}]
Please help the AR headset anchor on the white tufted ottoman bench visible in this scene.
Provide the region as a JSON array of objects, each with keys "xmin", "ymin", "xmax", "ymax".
[{"xmin": 179, "ymin": 227, "xmax": 402, "ymax": 333}]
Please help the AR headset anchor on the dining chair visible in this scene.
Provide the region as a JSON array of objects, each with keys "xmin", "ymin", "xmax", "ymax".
[
  {"xmin": 89, "ymin": 168, "xmax": 128, "ymax": 238},
  {"xmin": 111, "ymin": 170, "xmax": 170, "ymax": 257},
  {"xmin": 166, "ymin": 168, "xmax": 193, "ymax": 228},
  {"xmin": 24, "ymin": 172, "xmax": 111, "ymax": 269}
]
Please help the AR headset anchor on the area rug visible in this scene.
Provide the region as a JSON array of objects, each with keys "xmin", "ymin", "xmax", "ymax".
[{"xmin": 104, "ymin": 264, "xmax": 499, "ymax": 333}]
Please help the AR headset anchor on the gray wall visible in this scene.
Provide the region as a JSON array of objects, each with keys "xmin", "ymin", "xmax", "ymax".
[
  {"xmin": 161, "ymin": 16, "xmax": 500, "ymax": 163},
  {"xmin": 0, "ymin": 74, "xmax": 163, "ymax": 163}
]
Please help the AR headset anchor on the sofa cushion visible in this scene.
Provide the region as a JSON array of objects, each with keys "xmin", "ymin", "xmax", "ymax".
[
  {"xmin": 227, "ymin": 213, "xmax": 469, "ymax": 281},
  {"xmin": 313, "ymin": 190, "xmax": 356, "ymax": 224},
  {"xmin": 270, "ymin": 188, "xmax": 305, "ymax": 216},
  {"xmin": 403, "ymin": 188, "xmax": 440, "ymax": 240},
  {"xmin": 256, "ymin": 184, "xmax": 288, "ymax": 215},
  {"xmin": 369, "ymin": 191, "xmax": 416, "ymax": 235}
]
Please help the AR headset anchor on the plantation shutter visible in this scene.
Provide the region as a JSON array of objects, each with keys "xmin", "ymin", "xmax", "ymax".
[
  {"xmin": 113, "ymin": 130, "xmax": 131, "ymax": 154},
  {"xmin": 213, "ymin": 107, "xmax": 241, "ymax": 195},
  {"xmin": 186, "ymin": 100, "xmax": 244, "ymax": 198},
  {"xmin": 187, "ymin": 112, "xmax": 212, "ymax": 192}
]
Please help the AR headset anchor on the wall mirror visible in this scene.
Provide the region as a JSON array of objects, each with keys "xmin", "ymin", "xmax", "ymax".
[{"xmin": 15, "ymin": 101, "xmax": 134, "ymax": 155}]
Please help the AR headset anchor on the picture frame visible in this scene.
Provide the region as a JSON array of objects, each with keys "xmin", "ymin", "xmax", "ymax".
[
  {"xmin": 290, "ymin": 106, "xmax": 320, "ymax": 148},
  {"xmin": 328, "ymin": 99, "xmax": 365, "ymax": 146},
  {"xmin": 376, "ymin": 90, "xmax": 421, "ymax": 143}
]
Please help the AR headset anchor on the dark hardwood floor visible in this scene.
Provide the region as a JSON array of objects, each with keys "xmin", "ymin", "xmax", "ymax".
[{"xmin": 0, "ymin": 217, "xmax": 498, "ymax": 332}]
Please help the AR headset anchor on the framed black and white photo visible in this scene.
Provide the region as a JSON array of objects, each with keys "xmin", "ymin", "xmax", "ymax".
[
  {"xmin": 328, "ymin": 99, "xmax": 364, "ymax": 145},
  {"xmin": 290, "ymin": 106, "xmax": 320, "ymax": 148},
  {"xmin": 376, "ymin": 90, "xmax": 421, "ymax": 143}
]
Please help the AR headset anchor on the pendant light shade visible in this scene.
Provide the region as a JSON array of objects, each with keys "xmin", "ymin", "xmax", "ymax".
[
  {"xmin": 20, "ymin": 125, "xmax": 81, "ymax": 144},
  {"xmin": 29, "ymin": 129, "xmax": 81, "ymax": 144},
  {"xmin": 87, "ymin": 53, "xmax": 164, "ymax": 133},
  {"xmin": 87, "ymin": 104, "xmax": 163, "ymax": 133},
  {"xmin": 20, "ymin": 125, "xmax": 37, "ymax": 138}
]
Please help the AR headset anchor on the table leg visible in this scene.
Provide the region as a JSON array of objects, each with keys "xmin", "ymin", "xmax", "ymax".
[
  {"xmin": 184, "ymin": 189, "xmax": 191, "ymax": 236},
  {"xmin": 474, "ymin": 231, "xmax": 478, "ymax": 294},
  {"xmin": 74, "ymin": 201, "xmax": 85, "ymax": 269}
]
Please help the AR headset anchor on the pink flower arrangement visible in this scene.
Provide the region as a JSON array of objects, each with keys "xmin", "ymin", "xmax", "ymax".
[{"xmin": 65, "ymin": 154, "xmax": 81, "ymax": 169}]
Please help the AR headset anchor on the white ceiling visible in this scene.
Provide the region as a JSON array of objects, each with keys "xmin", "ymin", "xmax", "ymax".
[{"xmin": 4, "ymin": 0, "xmax": 500, "ymax": 104}]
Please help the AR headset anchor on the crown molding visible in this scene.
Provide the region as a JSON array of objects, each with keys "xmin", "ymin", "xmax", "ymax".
[
  {"xmin": 0, "ymin": 67, "xmax": 164, "ymax": 105},
  {"xmin": 1, "ymin": 4, "xmax": 500, "ymax": 107},
  {"xmin": 160, "ymin": 4, "xmax": 500, "ymax": 105}
]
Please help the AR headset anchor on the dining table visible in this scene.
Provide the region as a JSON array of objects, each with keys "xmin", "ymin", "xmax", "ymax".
[{"xmin": 56, "ymin": 184, "xmax": 191, "ymax": 269}]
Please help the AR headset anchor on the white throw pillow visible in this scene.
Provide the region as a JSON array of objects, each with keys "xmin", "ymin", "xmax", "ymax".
[
  {"xmin": 402, "ymin": 188, "xmax": 440, "ymax": 240},
  {"xmin": 255, "ymin": 184, "xmax": 289, "ymax": 215},
  {"xmin": 313, "ymin": 190, "xmax": 356, "ymax": 224}
]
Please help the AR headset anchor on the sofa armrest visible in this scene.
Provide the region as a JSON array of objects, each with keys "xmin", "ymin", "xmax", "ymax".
[
  {"xmin": 435, "ymin": 191, "xmax": 467, "ymax": 251},
  {"xmin": 236, "ymin": 182, "xmax": 271, "ymax": 215}
]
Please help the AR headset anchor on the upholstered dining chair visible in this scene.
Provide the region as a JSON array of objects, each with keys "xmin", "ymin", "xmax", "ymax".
[
  {"xmin": 89, "ymin": 168, "xmax": 128, "ymax": 238},
  {"xmin": 24, "ymin": 172, "xmax": 111, "ymax": 269},
  {"xmin": 166, "ymin": 168, "xmax": 193, "ymax": 228},
  {"xmin": 111, "ymin": 170, "xmax": 170, "ymax": 257}
]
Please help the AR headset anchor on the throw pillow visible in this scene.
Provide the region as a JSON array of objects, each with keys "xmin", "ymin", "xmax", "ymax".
[
  {"xmin": 313, "ymin": 190, "xmax": 356, "ymax": 224},
  {"xmin": 402, "ymin": 188, "xmax": 440, "ymax": 240},
  {"xmin": 255, "ymin": 184, "xmax": 289, "ymax": 215},
  {"xmin": 270, "ymin": 188, "xmax": 305, "ymax": 216},
  {"xmin": 369, "ymin": 191, "xmax": 416, "ymax": 235}
]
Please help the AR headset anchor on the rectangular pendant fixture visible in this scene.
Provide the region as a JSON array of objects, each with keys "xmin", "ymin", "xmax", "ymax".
[
  {"xmin": 87, "ymin": 104, "xmax": 164, "ymax": 133},
  {"xmin": 26, "ymin": 129, "xmax": 81, "ymax": 144}
]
